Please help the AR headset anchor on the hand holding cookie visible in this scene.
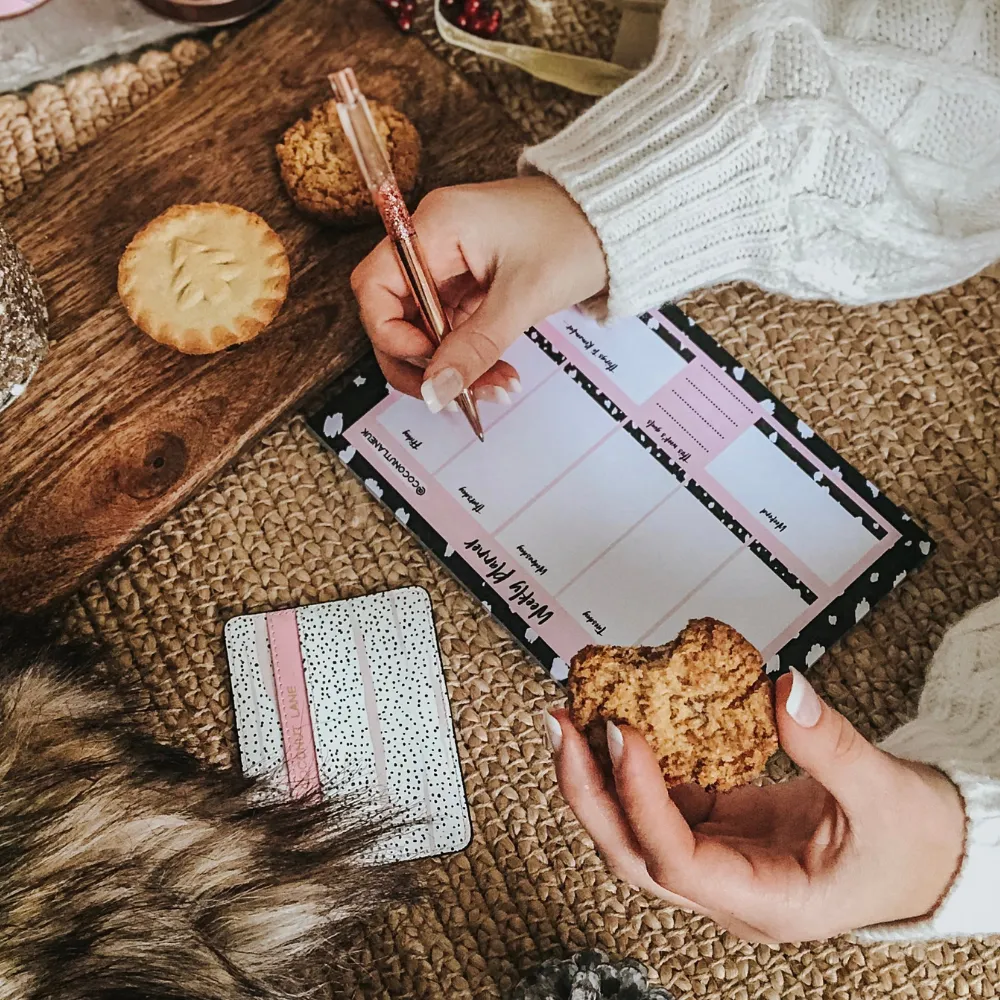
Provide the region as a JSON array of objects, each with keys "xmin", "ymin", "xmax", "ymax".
[{"xmin": 546, "ymin": 667, "xmax": 965, "ymax": 943}]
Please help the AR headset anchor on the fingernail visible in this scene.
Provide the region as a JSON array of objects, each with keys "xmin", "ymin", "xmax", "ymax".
[
  {"xmin": 444, "ymin": 401, "xmax": 459, "ymax": 413},
  {"xmin": 543, "ymin": 710, "xmax": 562, "ymax": 753},
  {"xmin": 506, "ymin": 377, "xmax": 523, "ymax": 395},
  {"xmin": 421, "ymin": 368, "xmax": 464, "ymax": 414},
  {"xmin": 786, "ymin": 668, "xmax": 823, "ymax": 728},
  {"xmin": 606, "ymin": 720, "xmax": 624, "ymax": 767},
  {"xmin": 474, "ymin": 385, "xmax": 511, "ymax": 406}
]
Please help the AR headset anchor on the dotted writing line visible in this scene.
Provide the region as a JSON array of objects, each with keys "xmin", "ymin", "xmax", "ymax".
[
  {"xmin": 704, "ymin": 367, "xmax": 755, "ymax": 413},
  {"xmin": 670, "ymin": 391, "xmax": 725, "ymax": 437},
  {"xmin": 685, "ymin": 378, "xmax": 739, "ymax": 425},
  {"xmin": 657, "ymin": 406, "xmax": 709, "ymax": 452}
]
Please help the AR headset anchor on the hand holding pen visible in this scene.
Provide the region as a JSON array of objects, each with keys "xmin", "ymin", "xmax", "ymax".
[
  {"xmin": 339, "ymin": 75, "xmax": 609, "ymax": 418},
  {"xmin": 331, "ymin": 68, "xmax": 488, "ymax": 439}
]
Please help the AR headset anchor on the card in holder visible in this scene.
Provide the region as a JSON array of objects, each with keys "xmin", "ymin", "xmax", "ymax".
[{"xmin": 224, "ymin": 587, "xmax": 470, "ymax": 863}]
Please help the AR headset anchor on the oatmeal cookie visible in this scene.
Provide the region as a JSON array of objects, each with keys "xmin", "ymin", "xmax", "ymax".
[
  {"xmin": 568, "ymin": 618, "xmax": 777, "ymax": 790},
  {"xmin": 276, "ymin": 99, "xmax": 421, "ymax": 225}
]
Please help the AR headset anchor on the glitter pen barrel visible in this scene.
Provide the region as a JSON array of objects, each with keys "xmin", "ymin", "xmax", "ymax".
[{"xmin": 329, "ymin": 68, "xmax": 485, "ymax": 443}]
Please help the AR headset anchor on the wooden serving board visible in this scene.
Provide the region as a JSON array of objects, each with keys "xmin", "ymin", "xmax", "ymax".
[{"xmin": 0, "ymin": 0, "xmax": 526, "ymax": 611}]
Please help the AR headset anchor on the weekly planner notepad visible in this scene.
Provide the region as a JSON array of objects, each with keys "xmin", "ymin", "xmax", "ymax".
[{"xmin": 309, "ymin": 306, "xmax": 933, "ymax": 679}]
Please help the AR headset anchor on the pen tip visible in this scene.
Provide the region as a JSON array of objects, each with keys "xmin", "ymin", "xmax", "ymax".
[{"xmin": 456, "ymin": 391, "xmax": 484, "ymax": 442}]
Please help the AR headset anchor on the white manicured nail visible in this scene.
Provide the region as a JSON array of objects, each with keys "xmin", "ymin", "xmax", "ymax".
[
  {"xmin": 444, "ymin": 401, "xmax": 459, "ymax": 413},
  {"xmin": 606, "ymin": 720, "xmax": 624, "ymax": 767},
  {"xmin": 543, "ymin": 711, "xmax": 562, "ymax": 753},
  {"xmin": 506, "ymin": 377, "xmax": 523, "ymax": 395},
  {"xmin": 786, "ymin": 668, "xmax": 823, "ymax": 728},
  {"xmin": 421, "ymin": 368, "xmax": 463, "ymax": 414},
  {"xmin": 474, "ymin": 385, "xmax": 511, "ymax": 406}
]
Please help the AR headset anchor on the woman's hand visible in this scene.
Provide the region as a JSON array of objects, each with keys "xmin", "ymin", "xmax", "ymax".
[
  {"xmin": 546, "ymin": 669, "xmax": 966, "ymax": 943},
  {"xmin": 350, "ymin": 175, "xmax": 607, "ymax": 412}
]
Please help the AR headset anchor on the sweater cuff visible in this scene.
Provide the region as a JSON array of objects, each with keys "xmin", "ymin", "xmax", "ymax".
[
  {"xmin": 855, "ymin": 769, "xmax": 1000, "ymax": 941},
  {"xmin": 519, "ymin": 47, "xmax": 785, "ymax": 317}
]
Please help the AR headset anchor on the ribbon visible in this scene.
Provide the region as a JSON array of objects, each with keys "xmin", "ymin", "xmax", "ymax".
[
  {"xmin": 266, "ymin": 609, "xmax": 322, "ymax": 799},
  {"xmin": 433, "ymin": 0, "xmax": 638, "ymax": 97}
]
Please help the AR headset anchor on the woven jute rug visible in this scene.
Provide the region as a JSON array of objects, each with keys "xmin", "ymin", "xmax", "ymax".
[{"xmin": 3, "ymin": 4, "xmax": 1000, "ymax": 998}]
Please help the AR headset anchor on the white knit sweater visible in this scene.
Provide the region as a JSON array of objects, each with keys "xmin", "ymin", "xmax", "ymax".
[
  {"xmin": 521, "ymin": 0, "xmax": 1000, "ymax": 316},
  {"xmin": 853, "ymin": 597, "xmax": 1000, "ymax": 940},
  {"xmin": 522, "ymin": 0, "xmax": 1000, "ymax": 940}
]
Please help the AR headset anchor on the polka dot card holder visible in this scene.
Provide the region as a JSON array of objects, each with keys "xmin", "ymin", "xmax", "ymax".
[{"xmin": 224, "ymin": 587, "xmax": 471, "ymax": 862}]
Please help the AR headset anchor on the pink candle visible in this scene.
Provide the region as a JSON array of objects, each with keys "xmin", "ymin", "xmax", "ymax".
[
  {"xmin": 136, "ymin": 0, "xmax": 273, "ymax": 25},
  {"xmin": 0, "ymin": 0, "xmax": 52, "ymax": 20}
]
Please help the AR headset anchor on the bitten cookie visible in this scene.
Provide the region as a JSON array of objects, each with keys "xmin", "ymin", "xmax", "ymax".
[
  {"xmin": 568, "ymin": 619, "xmax": 777, "ymax": 791},
  {"xmin": 118, "ymin": 203, "xmax": 290, "ymax": 355},
  {"xmin": 276, "ymin": 99, "xmax": 421, "ymax": 226}
]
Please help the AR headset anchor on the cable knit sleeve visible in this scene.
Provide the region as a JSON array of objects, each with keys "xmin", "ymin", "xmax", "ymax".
[
  {"xmin": 853, "ymin": 596, "xmax": 1000, "ymax": 941},
  {"xmin": 519, "ymin": 0, "xmax": 1000, "ymax": 316}
]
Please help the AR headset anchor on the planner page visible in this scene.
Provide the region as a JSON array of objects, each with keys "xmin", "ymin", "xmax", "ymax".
[{"xmin": 309, "ymin": 306, "xmax": 933, "ymax": 679}]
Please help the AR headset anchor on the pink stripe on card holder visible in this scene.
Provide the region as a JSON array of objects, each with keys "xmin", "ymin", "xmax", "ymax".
[{"xmin": 265, "ymin": 609, "xmax": 322, "ymax": 798}]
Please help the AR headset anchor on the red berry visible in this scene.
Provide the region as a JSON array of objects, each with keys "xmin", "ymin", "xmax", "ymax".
[
  {"xmin": 463, "ymin": 0, "xmax": 480, "ymax": 14},
  {"xmin": 386, "ymin": 0, "xmax": 400, "ymax": 9},
  {"xmin": 397, "ymin": 13, "xmax": 412, "ymax": 30},
  {"xmin": 470, "ymin": 13, "xmax": 488, "ymax": 32},
  {"xmin": 455, "ymin": 12, "xmax": 468, "ymax": 27},
  {"xmin": 401, "ymin": 0, "xmax": 415, "ymax": 13},
  {"xmin": 488, "ymin": 7, "xmax": 501, "ymax": 29},
  {"xmin": 443, "ymin": 0, "xmax": 458, "ymax": 6}
]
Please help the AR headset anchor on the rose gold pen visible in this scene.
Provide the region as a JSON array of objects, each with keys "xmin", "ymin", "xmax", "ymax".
[{"xmin": 329, "ymin": 68, "xmax": 485, "ymax": 442}]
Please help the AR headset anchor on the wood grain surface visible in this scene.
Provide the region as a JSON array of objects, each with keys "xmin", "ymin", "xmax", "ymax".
[{"xmin": 0, "ymin": 0, "xmax": 525, "ymax": 611}]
